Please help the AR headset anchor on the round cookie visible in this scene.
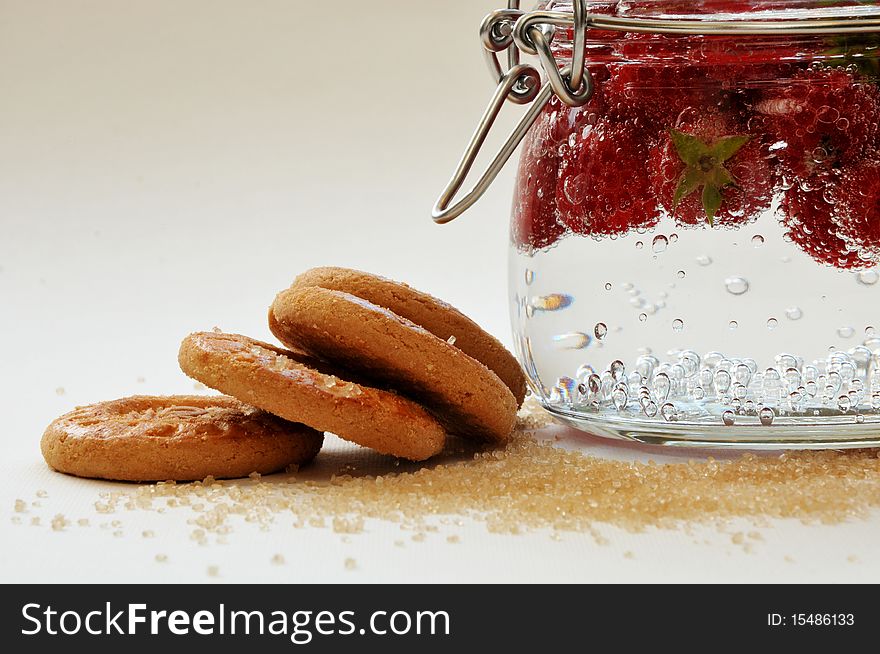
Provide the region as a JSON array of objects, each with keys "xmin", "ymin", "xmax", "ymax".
[
  {"xmin": 178, "ymin": 332, "xmax": 446, "ymax": 461},
  {"xmin": 41, "ymin": 396, "xmax": 323, "ymax": 482},
  {"xmin": 270, "ymin": 287, "xmax": 517, "ymax": 443},
  {"xmin": 290, "ymin": 267, "xmax": 527, "ymax": 406}
]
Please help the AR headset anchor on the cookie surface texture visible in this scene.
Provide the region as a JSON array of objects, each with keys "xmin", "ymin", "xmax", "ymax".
[
  {"xmin": 290, "ymin": 267, "xmax": 527, "ymax": 406},
  {"xmin": 41, "ymin": 395, "xmax": 323, "ymax": 482},
  {"xmin": 178, "ymin": 332, "xmax": 446, "ymax": 461},
  {"xmin": 270, "ymin": 287, "xmax": 517, "ymax": 443}
]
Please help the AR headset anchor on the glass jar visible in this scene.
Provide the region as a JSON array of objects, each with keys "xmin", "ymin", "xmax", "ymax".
[{"xmin": 441, "ymin": 1, "xmax": 880, "ymax": 447}]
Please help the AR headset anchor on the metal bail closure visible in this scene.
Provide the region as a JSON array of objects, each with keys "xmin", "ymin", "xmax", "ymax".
[{"xmin": 433, "ymin": 1, "xmax": 593, "ymax": 225}]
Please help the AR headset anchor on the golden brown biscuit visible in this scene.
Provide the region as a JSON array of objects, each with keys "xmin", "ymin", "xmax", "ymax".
[
  {"xmin": 41, "ymin": 396, "xmax": 323, "ymax": 482},
  {"xmin": 178, "ymin": 332, "xmax": 446, "ymax": 461},
  {"xmin": 290, "ymin": 267, "xmax": 527, "ymax": 406},
  {"xmin": 270, "ymin": 287, "xmax": 517, "ymax": 443}
]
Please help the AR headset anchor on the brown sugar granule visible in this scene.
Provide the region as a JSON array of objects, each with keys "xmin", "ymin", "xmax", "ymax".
[{"xmin": 86, "ymin": 426, "xmax": 880, "ymax": 540}]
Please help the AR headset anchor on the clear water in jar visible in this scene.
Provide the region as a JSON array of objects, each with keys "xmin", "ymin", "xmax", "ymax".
[{"xmin": 509, "ymin": 42, "xmax": 880, "ymax": 446}]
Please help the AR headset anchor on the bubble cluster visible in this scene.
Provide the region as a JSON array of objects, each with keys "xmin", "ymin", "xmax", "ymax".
[{"xmin": 548, "ymin": 339, "xmax": 880, "ymax": 427}]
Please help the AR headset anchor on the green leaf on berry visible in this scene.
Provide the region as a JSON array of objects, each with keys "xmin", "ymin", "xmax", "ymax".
[{"xmin": 669, "ymin": 129, "xmax": 750, "ymax": 227}]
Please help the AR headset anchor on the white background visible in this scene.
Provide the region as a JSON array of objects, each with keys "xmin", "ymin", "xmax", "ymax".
[{"xmin": 1, "ymin": 0, "xmax": 877, "ymax": 583}]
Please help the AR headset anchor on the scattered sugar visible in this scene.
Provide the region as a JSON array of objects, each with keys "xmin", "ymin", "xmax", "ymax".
[
  {"xmin": 14, "ymin": 499, "xmax": 26, "ymax": 513},
  {"xmin": 11, "ymin": 516, "xmax": 21, "ymax": 525},
  {"xmin": 71, "ymin": 429, "xmax": 880, "ymax": 546},
  {"xmin": 332, "ymin": 517, "xmax": 364, "ymax": 534},
  {"xmin": 155, "ymin": 554, "xmax": 168, "ymax": 563},
  {"xmin": 447, "ymin": 336, "xmax": 457, "ymax": 346},
  {"xmin": 36, "ymin": 490, "xmax": 48, "ymax": 499},
  {"xmin": 271, "ymin": 554, "xmax": 285, "ymax": 565},
  {"xmin": 517, "ymin": 396, "xmax": 556, "ymax": 430},
  {"xmin": 193, "ymin": 382, "xmax": 207, "ymax": 391},
  {"xmin": 55, "ymin": 387, "xmax": 65, "ymax": 396},
  {"xmin": 624, "ymin": 551, "xmax": 635, "ymax": 559},
  {"xmin": 142, "ymin": 530, "xmax": 155, "ymax": 538},
  {"xmin": 113, "ymin": 530, "xmax": 123, "ymax": 538},
  {"xmin": 847, "ymin": 554, "xmax": 860, "ymax": 563},
  {"xmin": 446, "ymin": 535, "xmax": 460, "ymax": 544},
  {"xmin": 27, "ymin": 405, "xmax": 880, "ymax": 551},
  {"xmin": 344, "ymin": 558, "xmax": 357, "ymax": 571},
  {"xmin": 30, "ymin": 517, "xmax": 40, "ymax": 526},
  {"xmin": 51, "ymin": 514, "xmax": 69, "ymax": 531},
  {"xmin": 137, "ymin": 377, "xmax": 146, "ymax": 384},
  {"xmin": 77, "ymin": 518, "xmax": 90, "ymax": 527},
  {"xmin": 207, "ymin": 565, "xmax": 219, "ymax": 577}
]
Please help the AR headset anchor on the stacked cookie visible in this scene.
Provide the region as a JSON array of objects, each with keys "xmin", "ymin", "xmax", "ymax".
[{"xmin": 42, "ymin": 268, "xmax": 526, "ymax": 482}]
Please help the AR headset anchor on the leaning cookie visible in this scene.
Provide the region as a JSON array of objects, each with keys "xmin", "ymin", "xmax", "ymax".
[
  {"xmin": 41, "ymin": 396, "xmax": 323, "ymax": 482},
  {"xmin": 290, "ymin": 267, "xmax": 527, "ymax": 406},
  {"xmin": 270, "ymin": 287, "xmax": 517, "ymax": 443},
  {"xmin": 178, "ymin": 332, "xmax": 446, "ymax": 461}
]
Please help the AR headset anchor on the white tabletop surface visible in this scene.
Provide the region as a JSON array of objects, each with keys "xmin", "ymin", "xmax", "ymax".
[{"xmin": 1, "ymin": 0, "xmax": 878, "ymax": 584}]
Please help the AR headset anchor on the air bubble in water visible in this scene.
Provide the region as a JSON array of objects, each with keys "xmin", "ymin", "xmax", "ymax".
[
  {"xmin": 643, "ymin": 401, "xmax": 658, "ymax": 418},
  {"xmin": 752, "ymin": 235, "xmax": 765, "ymax": 247},
  {"xmin": 856, "ymin": 414, "xmax": 866, "ymax": 424},
  {"xmin": 725, "ymin": 277, "xmax": 750, "ymax": 296},
  {"xmin": 696, "ymin": 255, "xmax": 713, "ymax": 267},
  {"xmin": 759, "ymin": 408, "xmax": 775, "ymax": 426},
  {"xmin": 553, "ymin": 333, "xmax": 592, "ymax": 350},
  {"xmin": 837, "ymin": 326, "xmax": 856, "ymax": 339},
  {"xmin": 660, "ymin": 403, "xmax": 678, "ymax": 422},
  {"xmin": 729, "ymin": 320, "xmax": 739, "ymax": 330},
  {"xmin": 857, "ymin": 270, "xmax": 879, "ymax": 286},
  {"xmin": 838, "ymin": 395, "xmax": 852, "ymax": 412},
  {"xmin": 767, "ymin": 318, "xmax": 779, "ymax": 330},
  {"xmin": 635, "ymin": 241, "xmax": 644, "ymax": 250},
  {"xmin": 612, "ymin": 388, "xmax": 628, "ymax": 410},
  {"xmin": 734, "ymin": 363, "xmax": 752, "ymax": 387},
  {"xmin": 676, "ymin": 270, "xmax": 686, "ymax": 279},
  {"xmin": 653, "ymin": 373, "xmax": 671, "ymax": 402},
  {"xmin": 610, "ymin": 360, "xmax": 626, "ymax": 382},
  {"xmin": 525, "ymin": 269, "xmax": 535, "ymax": 285},
  {"xmin": 652, "ymin": 235, "xmax": 668, "ymax": 253},
  {"xmin": 605, "ymin": 283, "xmax": 612, "ymax": 291},
  {"xmin": 785, "ymin": 306, "xmax": 803, "ymax": 321},
  {"xmin": 672, "ymin": 319, "xmax": 684, "ymax": 333},
  {"xmin": 594, "ymin": 323, "xmax": 608, "ymax": 340},
  {"xmin": 714, "ymin": 369, "xmax": 732, "ymax": 394},
  {"xmin": 722, "ymin": 411, "xmax": 736, "ymax": 426},
  {"xmin": 532, "ymin": 294, "xmax": 573, "ymax": 311},
  {"xmin": 639, "ymin": 313, "xmax": 648, "ymax": 322}
]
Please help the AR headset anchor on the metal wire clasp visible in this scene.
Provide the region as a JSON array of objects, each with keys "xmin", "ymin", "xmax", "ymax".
[
  {"xmin": 432, "ymin": 1, "xmax": 880, "ymax": 224},
  {"xmin": 433, "ymin": 0, "xmax": 593, "ymax": 225}
]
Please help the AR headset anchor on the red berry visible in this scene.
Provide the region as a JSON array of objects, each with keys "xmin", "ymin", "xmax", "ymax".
[
  {"xmin": 781, "ymin": 181, "xmax": 866, "ymax": 269},
  {"xmin": 829, "ymin": 163, "xmax": 880, "ymax": 267},
  {"xmin": 650, "ymin": 110, "xmax": 775, "ymax": 228},
  {"xmin": 755, "ymin": 67, "xmax": 880, "ymax": 177},
  {"xmin": 604, "ymin": 56, "xmax": 721, "ymax": 128},
  {"xmin": 555, "ymin": 117, "xmax": 659, "ymax": 237},
  {"xmin": 511, "ymin": 98, "xmax": 567, "ymax": 251}
]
